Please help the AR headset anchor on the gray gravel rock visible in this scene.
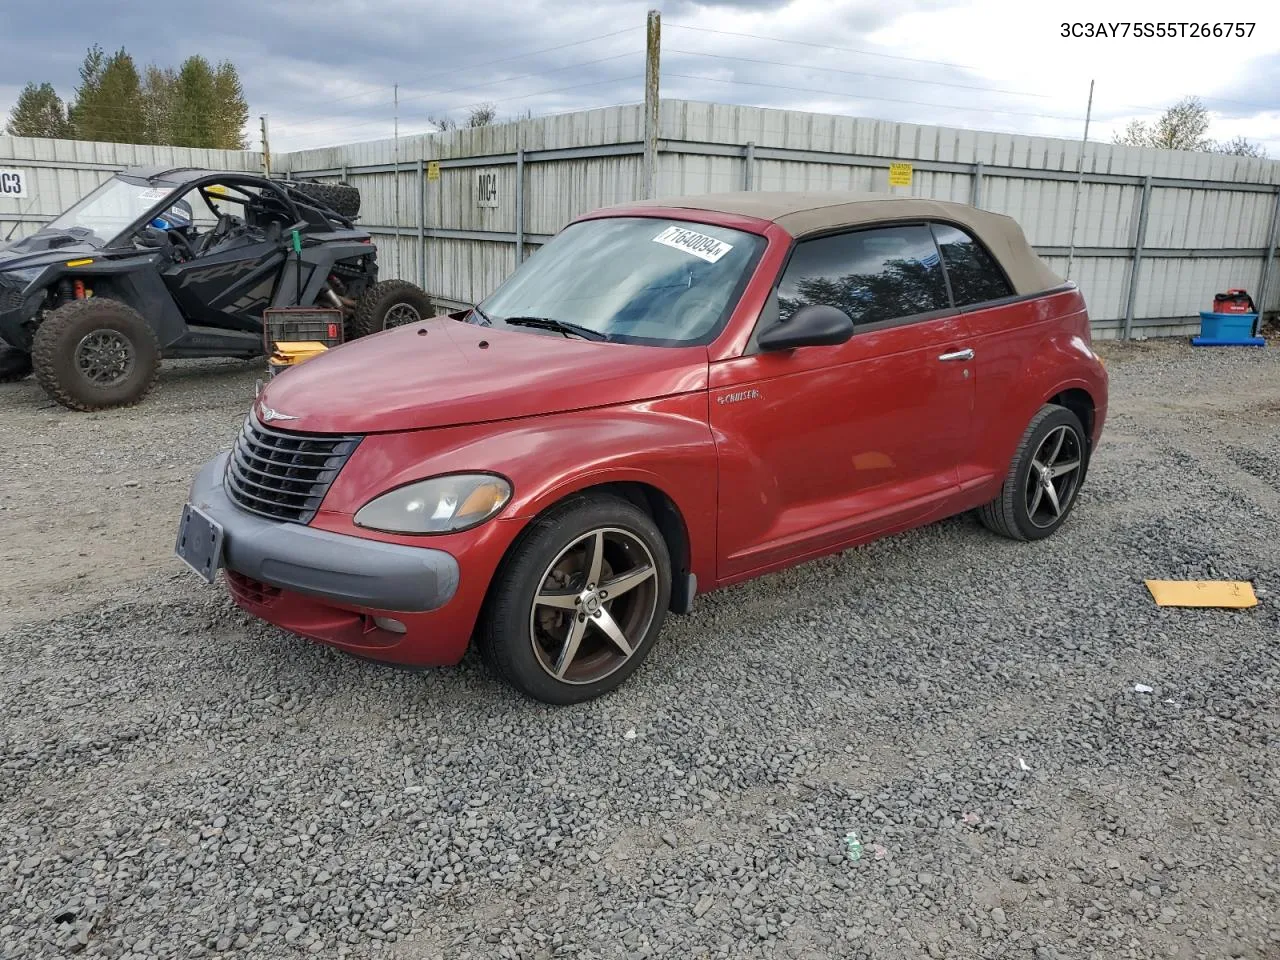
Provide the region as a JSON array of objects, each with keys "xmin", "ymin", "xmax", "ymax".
[{"xmin": 1, "ymin": 341, "xmax": 1278, "ymax": 959}]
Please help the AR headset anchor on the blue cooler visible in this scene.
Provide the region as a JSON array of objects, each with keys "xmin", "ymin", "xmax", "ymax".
[{"xmin": 1191, "ymin": 310, "xmax": 1264, "ymax": 347}]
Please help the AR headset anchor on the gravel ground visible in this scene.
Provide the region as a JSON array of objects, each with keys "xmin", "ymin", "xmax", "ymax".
[{"xmin": 1, "ymin": 340, "xmax": 1278, "ymax": 960}]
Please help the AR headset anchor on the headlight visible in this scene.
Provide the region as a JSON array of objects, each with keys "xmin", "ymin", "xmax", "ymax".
[{"xmin": 353, "ymin": 473, "xmax": 511, "ymax": 534}]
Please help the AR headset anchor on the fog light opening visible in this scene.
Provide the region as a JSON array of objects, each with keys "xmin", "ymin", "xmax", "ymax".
[{"xmin": 373, "ymin": 616, "xmax": 407, "ymax": 634}]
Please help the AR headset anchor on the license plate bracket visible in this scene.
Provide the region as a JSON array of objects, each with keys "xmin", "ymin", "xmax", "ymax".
[{"xmin": 174, "ymin": 503, "xmax": 225, "ymax": 584}]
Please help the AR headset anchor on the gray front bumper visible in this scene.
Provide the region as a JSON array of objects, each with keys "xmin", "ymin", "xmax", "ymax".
[{"xmin": 188, "ymin": 451, "xmax": 459, "ymax": 612}]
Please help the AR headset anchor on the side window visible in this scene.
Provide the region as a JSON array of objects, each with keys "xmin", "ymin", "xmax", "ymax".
[
  {"xmin": 776, "ymin": 224, "xmax": 951, "ymax": 326},
  {"xmin": 931, "ymin": 223, "xmax": 1013, "ymax": 306}
]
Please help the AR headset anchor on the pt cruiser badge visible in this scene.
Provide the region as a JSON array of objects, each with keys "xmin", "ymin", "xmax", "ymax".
[
  {"xmin": 259, "ymin": 406, "xmax": 299, "ymax": 423},
  {"xmin": 718, "ymin": 389, "xmax": 762, "ymax": 405}
]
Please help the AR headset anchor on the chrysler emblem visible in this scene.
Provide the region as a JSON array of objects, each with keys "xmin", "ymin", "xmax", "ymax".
[{"xmin": 259, "ymin": 405, "xmax": 298, "ymax": 423}]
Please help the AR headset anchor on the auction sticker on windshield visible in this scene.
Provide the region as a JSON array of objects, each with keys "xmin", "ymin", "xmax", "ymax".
[{"xmin": 652, "ymin": 225, "xmax": 734, "ymax": 263}]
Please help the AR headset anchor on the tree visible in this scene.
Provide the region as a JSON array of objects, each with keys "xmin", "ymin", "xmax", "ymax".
[
  {"xmin": 140, "ymin": 66, "xmax": 177, "ymax": 144},
  {"xmin": 1113, "ymin": 95, "xmax": 1211, "ymax": 151},
  {"xmin": 1212, "ymin": 135, "xmax": 1268, "ymax": 158},
  {"xmin": 211, "ymin": 61, "xmax": 250, "ymax": 149},
  {"xmin": 7, "ymin": 46, "xmax": 251, "ymax": 147},
  {"xmin": 427, "ymin": 103, "xmax": 497, "ymax": 133},
  {"xmin": 4, "ymin": 82, "xmax": 73, "ymax": 138},
  {"xmin": 1114, "ymin": 95, "xmax": 1267, "ymax": 157},
  {"xmin": 67, "ymin": 43, "xmax": 106, "ymax": 135},
  {"xmin": 70, "ymin": 45, "xmax": 145, "ymax": 143},
  {"xmin": 466, "ymin": 103, "xmax": 497, "ymax": 127},
  {"xmin": 168, "ymin": 55, "xmax": 218, "ymax": 148}
]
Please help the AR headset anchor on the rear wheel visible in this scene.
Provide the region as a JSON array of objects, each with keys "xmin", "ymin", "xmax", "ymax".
[
  {"xmin": 0, "ymin": 346, "xmax": 31, "ymax": 382},
  {"xmin": 480, "ymin": 495, "xmax": 672, "ymax": 704},
  {"xmin": 31, "ymin": 299, "xmax": 161, "ymax": 412},
  {"xmin": 978, "ymin": 404, "xmax": 1087, "ymax": 541},
  {"xmin": 349, "ymin": 279, "xmax": 433, "ymax": 337}
]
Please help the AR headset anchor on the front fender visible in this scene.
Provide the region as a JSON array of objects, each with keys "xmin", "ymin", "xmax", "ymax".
[
  {"xmin": 315, "ymin": 393, "xmax": 719, "ymax": 585},
  {"xmin": 41, "ymin": 257, "xmax": 190, "ymax": 348}
]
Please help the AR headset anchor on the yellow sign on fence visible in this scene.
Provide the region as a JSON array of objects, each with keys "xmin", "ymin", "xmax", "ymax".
[
  {"xmin": 888, "ymin": 162, "xmax": 913, "ymax": 187},
  {"xmin": 426, "ymin": 161, "xmax": 440, "ymax": 182}
]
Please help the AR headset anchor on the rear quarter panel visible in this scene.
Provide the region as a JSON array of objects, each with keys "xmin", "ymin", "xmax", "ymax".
[{"xmin": 961, "ymin": 286, "xmax": 1108, "ymax": 498}]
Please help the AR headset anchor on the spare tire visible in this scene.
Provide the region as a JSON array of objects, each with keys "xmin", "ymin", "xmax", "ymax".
[{"xmin": 291, "ymin": 180, "xmax": 361, "ymax": 219}]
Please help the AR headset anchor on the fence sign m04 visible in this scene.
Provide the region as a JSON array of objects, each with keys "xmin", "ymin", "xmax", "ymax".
[
  {"xmin": 475, "ymin": 170, "xmax": 498, "ymax": 208},
  {"xmin": 0, "ymin": 169, "xmax": 30, "ymax": 199}
]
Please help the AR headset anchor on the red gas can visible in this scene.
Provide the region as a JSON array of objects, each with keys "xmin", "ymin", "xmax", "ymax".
[{"xmin": 1213, "ymin": 289, "xmax": 1255, "ymax": 314}]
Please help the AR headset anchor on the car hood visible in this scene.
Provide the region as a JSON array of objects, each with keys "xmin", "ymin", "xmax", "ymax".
[
  {"xmin": 0, "ymin": 230, "xmax": 99, "ymax": 274},
  {"xmin": 256, "ymin": 316, "xmax": 710, "ymax": 434}
]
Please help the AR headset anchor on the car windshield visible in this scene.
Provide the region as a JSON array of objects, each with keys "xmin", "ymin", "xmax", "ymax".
[
  {"xmin": 474, "ymin": 217, "xmax": 765, "ymax": 346},
  {"xmin": 45, "ymin": 175, "xmax": 173, "ymax": 247}
]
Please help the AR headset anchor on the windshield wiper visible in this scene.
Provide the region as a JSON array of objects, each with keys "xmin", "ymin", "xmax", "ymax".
[{"xmin": 499, "ymin": 316, "xmax": 609, "ymax": 341}]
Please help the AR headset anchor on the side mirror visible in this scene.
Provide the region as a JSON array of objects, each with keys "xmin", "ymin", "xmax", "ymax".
[{"xmin": 757, "ymin": 303, "xmax": 855, "ymax": 351}]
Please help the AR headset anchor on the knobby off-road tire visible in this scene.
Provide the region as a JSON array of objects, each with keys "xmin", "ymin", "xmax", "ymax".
[
  {"xmin": 349, "ymin": 279, "xmax": 434, "ymax": 338},
  {"xmin": 291, "ymin": 180, "xmax": 361, "ymax": 219},
  {"xmin": 479, "ymin": 494, "xmax": 673, "ymax": 705},
  {"xmin": 0, "ymin": 346, "xmax": 31, "ymax": 382},
  {"xmin": 31, "ymin": 299, "xmax": 161, "ymax": 412},
  {"xmin": 979, "ymin": 403, "xmax": 1088, "ymax": 542}
]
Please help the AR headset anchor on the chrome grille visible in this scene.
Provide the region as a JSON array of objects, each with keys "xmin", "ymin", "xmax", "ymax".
[{"xmin": 223, "ymin": 414, "xmax": 362, "ymax": 524}]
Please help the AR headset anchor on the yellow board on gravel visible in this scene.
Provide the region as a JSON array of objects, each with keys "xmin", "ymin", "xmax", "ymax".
[{"xmin": 1144, "ymin": 580, "xmax": 1258, "ymax": 608}]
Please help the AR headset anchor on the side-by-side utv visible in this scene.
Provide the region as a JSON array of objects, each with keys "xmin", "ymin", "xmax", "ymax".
[{"xmin": 0, "ymin": 166, "xmax": 432, "ymax": 410}]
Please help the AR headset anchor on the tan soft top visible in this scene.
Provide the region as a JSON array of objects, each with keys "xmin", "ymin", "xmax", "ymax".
[{"xmin": 617, "ymin": 191, "xmax": 1064, "ymax": 297}]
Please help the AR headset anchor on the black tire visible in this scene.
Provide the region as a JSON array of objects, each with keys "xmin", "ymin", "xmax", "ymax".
[
  {"xmin": 479, "ymin": 494, "xmax": 672, "ymax": 705},
  {"xmin": 349, "ymin": 279, "xmax": 434, "ymax": 338},
  {"xmin": 291, "ymin": 180, "xmax": 361, "ymax": 219},
  {"xmin": 31, "ymin": 299, "xmax": 161, "ymax": 412},
  {"xmin": 0, "ymin": 345, "xmax": 31, "ymax": 382},
  {"xmin": 978, "ymin": 403, "xmax": 1088, "ymax": 541}
]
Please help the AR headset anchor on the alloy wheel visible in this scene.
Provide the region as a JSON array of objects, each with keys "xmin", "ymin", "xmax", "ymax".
[
  {"xmin": 1025, "ymin": 424, "xmax": 1083, "ymax": 529},
  {"xmin": 75, "ymin": 329, "xmax": 135, "ymax": 386},
  {"xmin": 529, "ymin": 527, "xmax": 660, "ymax": 685},
  {"xmin": 384, "ymin": 303, "xmax": 422, "ymax": 328}
]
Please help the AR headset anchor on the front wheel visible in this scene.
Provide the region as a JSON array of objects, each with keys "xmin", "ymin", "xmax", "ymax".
[
  {"xmin": 31, "ymin": 299, "xmax": 161, "ymax": 412},
  {"xmin": 978, "ymin": 403, "xmax": 1088, "ymax": 541},
  {"xmin": 480, "ymin": 495, "xmax": 672, "ymax": 704}
]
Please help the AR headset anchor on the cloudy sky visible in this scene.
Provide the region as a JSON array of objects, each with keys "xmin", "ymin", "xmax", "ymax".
[{"xmin": 1, "ymin": 0, "xmax": 1277, "ymax": 155}]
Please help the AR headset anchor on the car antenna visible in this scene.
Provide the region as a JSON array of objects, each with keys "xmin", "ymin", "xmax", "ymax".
[{"xmin": 3, "ymin": 195, "xmax": 39, "ymax": 242}]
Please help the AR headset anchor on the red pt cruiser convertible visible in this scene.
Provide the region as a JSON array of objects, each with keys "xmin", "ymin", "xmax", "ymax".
[{"xmin": 176, "ymin": 192, "xmax": 1108, "ymax": 704}]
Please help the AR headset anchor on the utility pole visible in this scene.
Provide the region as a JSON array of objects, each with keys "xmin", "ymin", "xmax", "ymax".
[
  {"xmin": 643, "ymin": 9, "xmax": 661, "ymax": 200},
  {"xmin": 393, "ymin": 83, "xmax": 401, "ymax": 277},
  {"xmin": 1065, "ymin": 79, "xmax": 1094, "ymax": 282},
  {"xmin": 260, "ymin": 115, "xmax": 271, "ymax": 178}
]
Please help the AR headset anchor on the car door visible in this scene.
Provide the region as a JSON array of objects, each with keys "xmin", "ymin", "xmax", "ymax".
[
  {"xmin": 710, "ymin": 223, "xmax": 976, "ymax": 581},
  {"xmin": 928, "ymin": 222, "xmax": 1029, "ymax": 494},
  {"xmin": 161, "ymin": 184, "xmax": 288, "ymax": 331}
]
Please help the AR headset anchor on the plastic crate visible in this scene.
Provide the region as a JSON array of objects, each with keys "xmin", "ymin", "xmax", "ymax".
[
  {"xmin": 262, "ymin": 307, "xmax": 344, "ymax": 353},
  {"xmin": 1191, "ymin": 311, "xmax": 1264, "ymax": 347}
]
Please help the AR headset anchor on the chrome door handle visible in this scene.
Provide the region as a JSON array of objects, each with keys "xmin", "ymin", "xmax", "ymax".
[{"xmin": 938, "ymin": 348, "xmax": 974, "ymax": 362}]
